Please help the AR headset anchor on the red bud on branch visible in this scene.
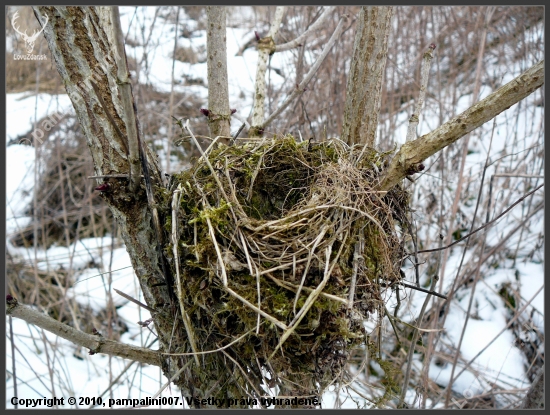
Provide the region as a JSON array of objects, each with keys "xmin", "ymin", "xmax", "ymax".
[{"xmin": 95, "ymin": 183, "xmax": 111, "ymax": 192}]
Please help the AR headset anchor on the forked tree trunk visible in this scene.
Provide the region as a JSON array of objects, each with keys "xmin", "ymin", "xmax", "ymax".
[{"xmin": 341, "ymin": 6, "xmax": 393, "ymax": 146}]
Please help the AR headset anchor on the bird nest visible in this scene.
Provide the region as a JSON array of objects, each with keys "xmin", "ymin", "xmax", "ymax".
[{"xmin": 159, "ymin": 133, "xmax": 409, "ymax": 404}]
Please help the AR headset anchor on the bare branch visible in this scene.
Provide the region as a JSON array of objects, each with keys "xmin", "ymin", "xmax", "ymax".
[
  {"xmin": 399, "ymin": 274, "xmax": 439, "ymax": 407},
  {"xmin": 7, "ymin": 297, "xmax": 161, "ymax": 367},
  {"xmin": 379, "ymin": 59, "xmax": 544, "ymax": 191},
  {"xmin": 405, "ymin": 44, "xmax": 436, "ymax": 142},
  {"xmin": 250, "ymin": 6, "xmax": 286, "ymax": 135},
  {"xmin": 399, "ymin": 281, "xmax": 448, "ymax": 300},
  {"xmin": 418, "ymin": 184, "xmax": 543, "ymax": 254},
  {"xmin": 113, "ymin": 288, "xmax": 156, "ymax": 313},
  {"xmin": 275, "ymin": 7, "xmax": 336, "ymax": 52},
  {"xmin": 262, "ymin": 14, "xmax": 348, "ymax": 130}
]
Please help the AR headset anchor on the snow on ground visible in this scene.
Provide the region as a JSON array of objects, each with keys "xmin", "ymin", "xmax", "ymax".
[{"xmin": 6, "ymin": 6, "xmax": 543, "ymax": 409}]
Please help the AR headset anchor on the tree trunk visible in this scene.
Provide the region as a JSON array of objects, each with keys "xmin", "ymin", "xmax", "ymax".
[
  {"xmin": 521, "ymin": 365, "xmax": 544, "ymax": 409},
  {"xmin": 341, "ymin": 6, "xmax": 393, "ymax": 146},
  {"xmin": 249, "ymin": 6, "xmax": 285, "ymax": 137},
  {"xmin": 32, "ymin": 4, "xmax": 185, "ymax": 394},
  {"xmin": 206, "ymin": 6, "xmax": 231, "ymax": 142}
]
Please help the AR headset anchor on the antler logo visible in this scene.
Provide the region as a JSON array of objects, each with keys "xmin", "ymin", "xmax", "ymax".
[{"xmin": 11, "ymin": 11, "xmax": 48, "ymax": 54}]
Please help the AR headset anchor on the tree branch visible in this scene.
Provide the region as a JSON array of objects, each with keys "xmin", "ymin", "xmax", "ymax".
[
  {"xmin": 418, "ymin": 185, "xmax": 543, "ymax": 254},
  {"xmin": 250, "ymin": 6, "xmax": 286, "ymax": 135},
  {"xmin": 405, "ymin": 44, "xmax": 436, "ymax": 142},
  {"xmin": 6, "ymin": 297, "xmax": 161, "ymax": 367},
  {"xmin": 275, "ymin": 6, "xmax": 336, "ymax": 52},
  {"xmin": 110, "ymin": 6, "xmax": 141, "ymax": 192},
  {"xmin": 206, "ymin": 7, "xmax": 231, "ymax": 141},
  {"xmin": 262, "ymin": 14, "xmax": 348, "ymax": 130},
  {"xmin": 379, "ymin": 59, "xmax": 544, "ymax": 191}
]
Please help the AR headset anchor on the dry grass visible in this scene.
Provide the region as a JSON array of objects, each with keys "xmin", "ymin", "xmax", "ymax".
[{"xmin": 157, "ymin": 133, "xmax": 411, "ymax": 404}]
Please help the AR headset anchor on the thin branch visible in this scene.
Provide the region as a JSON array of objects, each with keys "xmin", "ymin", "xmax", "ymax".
[
  {"xmin": 150, "ymin": 360, "xmax": 193, "ymax": 401},
  {"xmin": 399, "ymin": 281, "xmax": 447, "ymax": 300},
  {"xmin": 417, "ymin": 183, "xmax": 543, "ymax": 254},
  {"xmin": 405, "ymin": 44, "xmax": 436, "ymax": 142},
  {"xmin": 166, "ymin": 6, "xmax": 181, "ymax": 173},
  {"xmin": 348, "ymin": 235, "xmax": 363, "ymax": 309},
  {"xmin": 262, "ymin": 14, "xmax": 348, "ymax": 130},
  {"xmin": 379, "ymin": 59, "xmax": 544, "ymax": 191},
  {"xmin": 399, "ymin": 274, "xmax": 439, "ymax": 407},
  {"xmin": 113, "ymin": 288, "xmax": 156, "ymax": 313},
  {"xmin": 89, "ymin": 338, "xmax": 158, "ymax": 408},
  {"xmin": 275, "ymin": 7, "xmax": 336, "ymax": 52},
  {"xmin": 7, "ymin": 298, "xmax": 161, "ymax": 367},
  {"xmin": 449, "ymin": 285, "xmax": 543, "ymax": 399}
]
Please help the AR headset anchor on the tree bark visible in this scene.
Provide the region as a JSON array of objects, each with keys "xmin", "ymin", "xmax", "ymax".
[
  {"xmin": 341, "ymin": 6, "xmax": 393, "ymax": 146},
  {"xmin": 521, "ymin": 364, "xmax": 544, "ymax": 409},
  {"xmin": 206, "ymin": 6, "xmax": 231, "ymax": 141},
  {"xmin": 31, "ymin": 4, "xmax": 180, "ymax": 387},
  {"xmin": 249, "ymin": 6, "xmax": 285, "ymax": 137}
]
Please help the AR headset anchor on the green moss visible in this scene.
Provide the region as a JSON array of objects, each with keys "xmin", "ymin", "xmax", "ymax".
[{"xmin": 156, "ymin": 132, "xmax": 410, "ymax": 403}]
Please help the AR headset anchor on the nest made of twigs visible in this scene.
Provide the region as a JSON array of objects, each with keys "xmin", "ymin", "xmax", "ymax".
[{"xmin": 159, "ymin": 134, "xmax": 409, "ymax": 403}]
